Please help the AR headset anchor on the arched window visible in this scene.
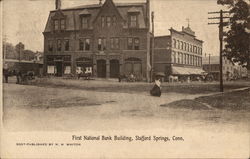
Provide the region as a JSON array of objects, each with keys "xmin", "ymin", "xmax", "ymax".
[
  {"xmin": 173, "ymin": 39, "xmax": 176, "ymax": 48},
  {"xmin": 177, "ymin": 40, "xmax": 180, "ymax": 49}
]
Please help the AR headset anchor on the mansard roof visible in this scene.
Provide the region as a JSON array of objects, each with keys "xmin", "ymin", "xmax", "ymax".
[{"xmin": 44, "ymin": 1, "xmax": 147, "ymax": 32}]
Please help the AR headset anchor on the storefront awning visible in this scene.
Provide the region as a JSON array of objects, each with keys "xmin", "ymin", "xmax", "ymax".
[{"xmin": 172, "ymin": 67, "xmax": 205, "ymax": 75}]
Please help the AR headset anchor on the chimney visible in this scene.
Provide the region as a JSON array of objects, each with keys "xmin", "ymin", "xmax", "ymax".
[{"xmin": 56, "ymin": 0, "xmax": 61, "ymax": 10}]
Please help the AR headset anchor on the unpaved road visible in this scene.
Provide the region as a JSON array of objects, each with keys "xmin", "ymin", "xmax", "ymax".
[{"xmin": 3, "ymin": 83, "xmax": 249, "ymax": 132}]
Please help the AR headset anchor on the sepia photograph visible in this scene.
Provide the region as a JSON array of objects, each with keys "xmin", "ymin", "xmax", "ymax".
[{"xmin": 1, "ymin": 0, "xmax": 250, "ymax": 158}]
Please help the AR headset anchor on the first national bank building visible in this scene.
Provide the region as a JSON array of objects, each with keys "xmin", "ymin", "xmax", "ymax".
[{"xmin": 43, "ymin": 0, "xmax": 152, "ymax": 80}]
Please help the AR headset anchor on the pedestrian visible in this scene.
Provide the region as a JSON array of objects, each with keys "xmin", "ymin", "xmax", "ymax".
[
  {"xmin": 150, "ymin": 77, "xmax": 162, "ymax": 97},
  {"xmin": 16, "ymin": 69, "xmax": 22, "ymax": 84}
]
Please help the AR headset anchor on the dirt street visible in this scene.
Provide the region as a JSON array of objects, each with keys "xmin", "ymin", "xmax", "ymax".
[{"xmin": 3, "ymin": 82, "xmax": 249, "ymax": 133}]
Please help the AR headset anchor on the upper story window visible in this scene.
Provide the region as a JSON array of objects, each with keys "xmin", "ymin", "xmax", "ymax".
[
  {"xmin": 180, "ymin": 41, "xmax": 183, "ymax": 50},
  {"xmin": 190, "ymin": 45, "xmax": 193, "ymax": 52},
  {"xmin": 134, "ymin": 38, "xmax": 140, "ymax": 50},
  {"xmin": 112, "ymin": 16, "xmax": 117, "ymax": 26},
  {"xmin": 184, "ymin": 42, "xmax": 186, "ymax": 51},
  {"xmin": 110, "ymin": 38, "xmax": 120, "ymax": 50},
  {"xmin": 177, "ymin": 40, "xmax": 180, "ymax": 49},
  {"xmin": 48, "ymin": 40, "xmax": 53, "ymax": 52},
  {"xmin": 54, "ymin": 19, "xmax": 66, "ymax": 31},
  {"xmin": 64, "ymin": 39, "xmax": 69, "ymax": 51},
  {"xmin": 172, "ymin": 52, "xmax": 176, "ymax": 63},
  {"xmin": 127, "ymin": 37, "xmax": 140, "ymax": 50},
  {"xmin": 172, "ymin": 39, "xmax": 176, "ymax": 48},
  {"xmin": 98, "ymin": 38, "xmax": 106, "ymax": 51},
  {"xmin": 54, "ymin": 20, "xmax": 59, "ymax": 30},
  {"xmin": 101, "ymin": 16, "xmax": 105, "ymax": 28},
  {"xmin": 81, "ymin": 17, "xmax": 89, "ymax": 29},
  {"xmin": 79, "ymin": 38, "xmax": 90, "ymax": 51},
  {"xmin": 61, "ymin": 19, "xmax": 65, "ymax": 30},
  {"xmin": 107, "ymin": 16, "xmax": 111, "ymax": 27},
  {"xmin": 128, "ymin": 38, "xmax": 133, "ymax": 50},
  {"xmin": 57, "ymin": 39, "xmax": 61, "ymax": 51},
  {"xmin": 129, "ymin": 14, "xmax": 138, "ymax": 28}
]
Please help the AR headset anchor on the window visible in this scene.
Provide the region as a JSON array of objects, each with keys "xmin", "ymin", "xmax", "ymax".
[
  {"xmin": 98, "ymin": 38, "xmax": 106, "ymax": 51},
  {"xmin": 190, "ymin": 45, "xmax": 193, "ymax": 52},
  {"xmin": 61, "ymin": 19, "xmax": 65, "ymax": 30},
  {"xmin": 48, "ymin": 40, "xmax": 53, "ymax": 52},
  {"xmin": 101, "ymin": 16, "xmax": 105, "ymax": 28},
  {"xmin": 177, "ymin": 40, "xmax": 180, "ymax": 49},
  {"xmin": 180, "ymin": 41, "xmax": 183, "ymax": 50},
  {"xmin": 57, "ymin": 39, "xmax": 61, "ymax": 51},
  {"xmin": 54, "ymin": 20, "xmax": 59, "ymax": 30},
  {"xmin": 173, "ymin": 39, "xmax": 176, "ymax": 48},
  {"xmin": 183, "ymin": 54, "xmax": 186, "ymax": 64},
  {"xmin": 127, "ymin": 37, "xmax": 140, "ymax": 50},
  {"xmin": 128, "ymin": 38, "xmax": 133, "ymax": 50},
  {"xmin": 187, "ymin": 44, "xmax": 189, "ymax": 52},
  {"xmin": 184, "ymin": 42, "xmax": 186, "ymax": 51},
  {"xmin": 110, "ymin": 38, "xmax": 120, "ymax": 49},
  {"xmin": 175, "ymin": 52, "xmax": 178, "ymax": 64},
  {"xmin": 180, "ymin": 53, "xmax": 183, "ymax": 64},
  {"xmin": 85, "ymin": 39, "xmax": 90, "ymax": 51},
  {"xmin": 81, "ymin": 17, "xmax": 89, "ymax": 29},
  {"xmin": 112, "ymin": 16, "xmax": 117, "ymax": 26},
  {"xmin": 107, "ymin": 16, "xmax": 111, "ymax": 27},
  {"xmin": 79, "ymin": 38, "xmax": 90, "ymax": 51},
  {"xmin": 64, "ymin": 39, "xmax": 69, "ymax": 51},
  {"xmin": 129, "ymin": 15, "xmax": 138, "ymax": 28},
  {"xmin": 134, "ymin": 38, "xmax": 140, "ymax": 50},
  {"xmin": 177, "ymin": 53, "xmax": 180, "ymax": 64},
  {"xmin": 172, "ymin": 52, "xmax": 176, "ymax": 63},
  {"xmin": 187, "ymin": 54, "xmax": 189, "ymax": 65}
]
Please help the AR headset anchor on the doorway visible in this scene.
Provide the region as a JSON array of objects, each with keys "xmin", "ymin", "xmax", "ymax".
[
  {"xmin": 55, "ymin": 62, "xmax": 63, "ymax": 77},
  {"xmin": 97, "ymin": 60, "xmax": 106, "ymax": 78},
  {"xmin": 110, "ymin": 59, "xmax": 120, "ymax": 78}
]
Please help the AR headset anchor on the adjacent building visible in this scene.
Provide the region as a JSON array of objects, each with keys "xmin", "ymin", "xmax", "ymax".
[
  {"xmin": 203, "ymin": 56, "xmax": 248, "ymax": 80},
  {"xmin": 43, "ymin": 0, "xmax": 152, "ymax": 81},
  {"xmin": 154, "ymin": 26, "xmax": 204, "ymax": 81}
]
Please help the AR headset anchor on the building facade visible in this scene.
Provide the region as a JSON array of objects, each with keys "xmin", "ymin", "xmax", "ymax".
[
  {"xmin": 154, "ymin": 26, "xmax": 204, "ymax": 81},
  {"xmin": 203, "ymin": 56, "xmax": 248, "ymax": 80},
  {"xmin": 43, "ymin": 0, "xmax": 151, "ymax": 80}
]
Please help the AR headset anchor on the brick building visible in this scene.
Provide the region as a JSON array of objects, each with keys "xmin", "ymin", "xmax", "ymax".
[
  {"xmin": 154, "ymin": 26, "xmax": 204, "ymax": 81},
  {"xmin": 43, "ymin": 0, "xmax": 151, "ymax": 80}
]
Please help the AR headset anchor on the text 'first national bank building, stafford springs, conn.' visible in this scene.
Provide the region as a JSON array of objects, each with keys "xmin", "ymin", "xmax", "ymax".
[{"xmin": 43, "ymin": 0, "xmax": 152, "ymax": 81}]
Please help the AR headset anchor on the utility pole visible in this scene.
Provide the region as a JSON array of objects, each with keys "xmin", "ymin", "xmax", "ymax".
[
  {"xmin": 208, "ymin": 10, "xmax": 230, "ymax": 92},
  {"xmin": 151, "ymin": 11, "xmax": 155, "ymax": 83},
  {"xmin": 209, "ymin": 53, "xmax": 211, "ymax": 73}
]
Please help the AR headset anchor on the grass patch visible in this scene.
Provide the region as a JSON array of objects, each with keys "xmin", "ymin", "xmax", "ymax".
[{"xmin": 196, "ymin": 88, "xmax": 250, "ymax": 111}]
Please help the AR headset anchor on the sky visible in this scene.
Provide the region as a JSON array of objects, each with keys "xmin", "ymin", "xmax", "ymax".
[{"xmin": 2, "ymin": 0, "xmax": 225, "ymax": 56}]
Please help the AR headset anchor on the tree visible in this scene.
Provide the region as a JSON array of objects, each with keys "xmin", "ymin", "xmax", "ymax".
[{"xmin": 217, "ymin": 0, "xmax": 250, "ymax": 72}]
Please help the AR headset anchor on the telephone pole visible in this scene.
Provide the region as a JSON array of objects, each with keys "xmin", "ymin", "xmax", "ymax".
[
  {"xmin": 208, "ymin": 10, "xmax": 230, "ymax": 92},
  {"xmin": 150, "ymin": 11, "xmax": 155, "ymax": 83}
]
